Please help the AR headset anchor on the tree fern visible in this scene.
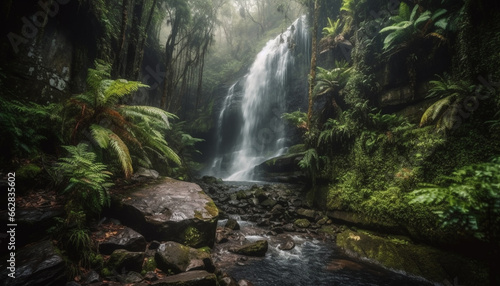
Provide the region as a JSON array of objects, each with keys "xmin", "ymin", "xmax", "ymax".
[
  {"xmin": 62, "ymin": 60, "xmax": 182, "ymax": 178},
  {"xmin": 54, "ymin": 143, "xmax": 113, "ymax": 214}
]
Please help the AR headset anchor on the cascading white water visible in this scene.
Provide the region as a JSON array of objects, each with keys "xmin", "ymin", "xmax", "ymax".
[{"xmin": 210, "ymin": 15, "xmax": 310, "ymax": 181}]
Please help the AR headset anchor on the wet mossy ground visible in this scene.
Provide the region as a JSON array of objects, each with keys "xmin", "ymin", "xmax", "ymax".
[{"xmin": 336, "ymin": 229, "xmax": 489, "ymax": 285}]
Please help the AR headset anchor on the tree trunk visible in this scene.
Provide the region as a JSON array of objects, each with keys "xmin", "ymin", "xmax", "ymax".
[
  {"xmin": 126, "ymin": 0, "xmax": 145, "ymax": 80},
  {"xmin": 116, "ymin": 0, "xmax": 129, "ymax": 77},
  {"xmin": 307, "ymin": 0, "xmax": 319, "ymax": 129},
  {"xmin": 160, "ymin": 12, "xmax": 182, "ymax": 110}
]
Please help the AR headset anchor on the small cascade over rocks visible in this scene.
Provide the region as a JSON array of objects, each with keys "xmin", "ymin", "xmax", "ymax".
[{"xmin": 209, "ymin": 15, "xmax": 310, "ymax": 181}]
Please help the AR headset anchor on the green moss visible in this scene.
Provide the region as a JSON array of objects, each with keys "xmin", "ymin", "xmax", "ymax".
[
  {"xmin": 142, "ymin": 256, "xmax": 156, "ymax": 272},
  {"xmin": 204, "ymin": 200, "xmax": 219, "ymax": 217},
  {"xmin": 183, "ymin": 226, "xmax": 202, "ymax": 247},
  {"xmin": 287, "ymin": 144, "xmax": 306, "ymax": 154},
  {"xmin": 337, "ymin": 229, "xmax": 489, "ymax": 285},
  {"xmin": 197, "ymin": 246, "xmax": 211, "ymax": 254},
  {"xmin": 294, "ymin": 218, "xmax": 311, "ymax": 228},
  {"xmin": 101, "ymin": 267, "xmax": 112, "ymax": 277}
]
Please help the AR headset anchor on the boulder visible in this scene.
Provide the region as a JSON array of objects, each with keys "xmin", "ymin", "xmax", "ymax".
[
  {"xmin": 132, "ymin": 167, "xmax": 160, "ymax": 181},
  {"xmin": 224, "ymin": 218, "xmax": 240, "ymax": 231},
  {"xmin": 294, "ymin": 218, "xmax": 311, "ymax": 229},
  {"xmin": 336, "ymin": 230, "xmax": 489, "ymax": 286},
  {"xmin": 155, "ymin": 241, "xmax": 215, "ymax": 274},
  {"xmin": 111, "ymin": 178, "xmax": 219, "ymax": 248},
  {"xmin": 107, "ymin": 249, "xmax": 144, "ymax": 273},
  {"xmin": 229, "ymin": 240, "xmax": 268, "ymax": 257},
  {"xmin": 151, "ymin": 270, "xmax": 217, "ymax": 286},
  {"xmin": 99, "ymin": 227, "xmax": 147, "ymax": 255},
  {"xmin": 0, "ymin": 207, "xmax": 64, "ymax": 248},
  {"xmin": 253, "ymin": 153, "xmax": 306, "ymax": 183},
  {"xmin": 277, "ymin": 236, "xmax": 295, "ymax": 251},
  {"xmin": 296, "ymin": 208, "xmax": 317, "ymax": 219},
  {"xmin": 238, "ymin": 280, "xmax": 255, "ymax": 286},
  {"xmin": 0, "ymin": 240, "xmax": 66, "ymax": 286},
  {"xmin": 220, "ymin": 276, "xmax": 238, "ymax": 286}
]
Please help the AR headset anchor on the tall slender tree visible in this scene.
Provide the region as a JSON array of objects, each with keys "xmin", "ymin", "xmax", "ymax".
[{"xmin": 307, "ymin": 0, "xmax": 319, "ymax": 129}]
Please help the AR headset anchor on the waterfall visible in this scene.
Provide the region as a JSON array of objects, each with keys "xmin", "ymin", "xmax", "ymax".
[{"xmin": 210, "ymin": 15, "xmax": 310, "ymax": 181}]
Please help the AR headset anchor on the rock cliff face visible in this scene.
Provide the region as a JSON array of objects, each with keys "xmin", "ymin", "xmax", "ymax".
[
  {"xmin": 0, "ymin": 0, "xmax": 153, "ymax": 104},
  {"xmin": 1, "ymin": 1, "xmax": 100, "ymax": 102}
]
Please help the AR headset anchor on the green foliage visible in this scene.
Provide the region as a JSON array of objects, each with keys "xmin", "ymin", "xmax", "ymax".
[
  {"xmin": 54, "ymin": 143, "xmax": 113, "ymax": 214},
  {"xmin": 419, "ymin": 74, "xmax": 476, "ymax": 131},
  {"xmin": 314, "ymin": 62, "xmax": 351, "ymax": 97},
  {"xmin": 298, "ymin": 148, "xmax": 329, "ymax": 184},
  {"xmin": 322, "ymin": 17, "xmax": 341, "ymax": 37},
  {"xmin": 409, "ymin": 158, "xmax": 500, "ymax": 242},
  {"xmin": 0, "ymin": 97, "xmax": 58, "ymax": 162},
  {"xmin": 379, "ymin": 2, "xmax": 449, "ymax": 51},
  {"xmin": 166, "ymin": 122, "xmax": 204, "ymax": 179},
  {"xmin": 62, "ymin": 61, "xmax": 181, "ymax": 178},
  {"xmin": 282, "ymin": 110, "xmax": 308, "ymax": 130}
]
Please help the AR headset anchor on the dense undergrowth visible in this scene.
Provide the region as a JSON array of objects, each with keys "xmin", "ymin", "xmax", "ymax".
[{"xmin": 287, "ymin": 1, "xmax": 500, "ymax": 266}]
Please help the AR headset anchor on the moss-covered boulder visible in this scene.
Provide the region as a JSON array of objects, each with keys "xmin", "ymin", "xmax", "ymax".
[
  {"xmin": 107, "ymin": 249, "xmax": 144, "ymax": 273},
  {"xmin": 229, "ymin": 240, "xmax": 268, "ymax": 257},
  {"xmin": 294, "ymin": 218, "xmax": 311, "ymax": 228},
  {"xmin": 336, "ymin": 229, "xmax": 489, "ymax": 285},
  {"xmin": 110, "ymin": 178, "xmax": 219, "ymax": 248},
  {"xmin": 155, "ymin": 241, "xmax": 215, "ymax": 274}
]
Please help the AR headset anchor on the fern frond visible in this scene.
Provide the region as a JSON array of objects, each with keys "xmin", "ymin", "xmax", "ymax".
[
  {"xmin": 103, "ymin": 79, "xmax": 148, "ymax": 106},
  {"xmin": 108, "ymin": 133, "xmax": 133, "ymax": 179},
  {"xmin": 90, "ymin": 124, "xmax": 111, "ymax": 148},
  {"xmin": 419, "ymin": 96, "xmax": 453, "ymax": 127},
  {"xmin": 120, "ymin": 105, "xmax": 177, "ymax": 127}
]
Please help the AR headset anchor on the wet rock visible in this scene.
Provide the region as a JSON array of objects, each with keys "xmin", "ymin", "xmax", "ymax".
[
  {"xmin": 111, "ymin": 178, "xmax": 219, "ymax": 248},
  {"xmin": 326, "ymin": 259, "xmax": 363, "ymax": 271},
  {"xmin": 132, "ymin": 167, "xmax": 159, "ymax": 181},
  {"xmin": 144, "ymin": 271, "xmax": 159, "ymax": 282},
  {"xmin": 0, "ymin": 240, "xmax": 66, "ymax": 286},
  {"xmin": 229, "ymin": 240, "xmax": 268, "ymax": 257},
  {"xmin": 225, "ymin": 218, "xmax": 240, "ymax": 230},
  {"xmin": 0, "ymin": 207, "xmax": 64, "ymax": 248},
  {"xmin": 151, "ymin": 270, "xmax": 217, "ymax": 286},
  {"xmin": 202, "ymin": 176, "xmax": 222, "ymax": 185},
  {"xmin": 277, "ymin": 236, "xmax": 295, "ymax": 251},
  {"xmin": 237, "ymin": 279, "xmax": 255, "ymax": 286},
  {"xmin": 149, "ymin": 240, "xmax": 161, "ymax": 250},
  {"xmin": 216, "ymin": 227, "xmax": 231, "ymax": 244},
  {"xmin": 155, "ymin": 241, "xmax": 215, "ymax": 274},
  {"xmin": 85, "ymin": 270, "xmax": 100, "ymax": 284},
  {"xmin": 120, "ymin": 271, "xmax": 143, "ymax": 283},
  {"xmin": 296, "ymin": 208, "xmax": 317, "ymax": 219},
  {"xmin": 294, "ymin": 218, "xmax": 311, "ymax": 228},
  {"xmin": 260, "ymin": 198, "xmax": 277, "ymax": 208},
  {"xmin": 220, "ymin": 276, "xmax": 238, "ymax": 286},
  {"xmin": 283, "ymin": 223, "xmax": 296, "ymax": 232},
  {"xmin": 99, "ymin": 227, "xmax": 147, "ymax": 255},
  {"xmin": 107, "ymin": 249, "xmax": 144, "ymax": 273}
]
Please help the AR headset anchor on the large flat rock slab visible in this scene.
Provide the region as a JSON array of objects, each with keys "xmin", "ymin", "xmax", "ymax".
[{"xmin": 111, "ymin": 178, "xmax": 219, "ymax": 248}]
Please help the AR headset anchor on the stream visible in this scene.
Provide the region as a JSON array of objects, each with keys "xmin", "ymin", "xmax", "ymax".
[{"xmin": 203, "ymin": 180, "xmax": 436, "ymax": 286}]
